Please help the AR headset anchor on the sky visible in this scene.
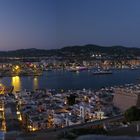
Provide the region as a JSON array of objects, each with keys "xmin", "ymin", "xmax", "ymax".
[{"xmin": 1, "ymin": 0, "xmax": 140, "ymax": 50}]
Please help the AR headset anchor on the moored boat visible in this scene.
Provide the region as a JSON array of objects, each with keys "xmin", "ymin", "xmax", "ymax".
[{"xmin": 92, "ymin": 69, "xmax": 112, "ymax": 75}]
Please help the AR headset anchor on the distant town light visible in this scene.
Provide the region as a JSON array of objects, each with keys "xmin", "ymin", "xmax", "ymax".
[{"xmin": 15, "ymin": 65, "xmax": 19, "ymax": 70}]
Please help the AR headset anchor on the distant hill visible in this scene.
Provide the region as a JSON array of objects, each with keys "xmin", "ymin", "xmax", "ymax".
[
  {"xmin": 0, "ymin": 45, "xmax": 140, "ymax": 57},
  {"xmin": 61, "ymin": 44, "xmax": 140, "ymax": 57},
  {"xmin": 0, "ymin": 48, "xmax": 58, "ymax": 57}
]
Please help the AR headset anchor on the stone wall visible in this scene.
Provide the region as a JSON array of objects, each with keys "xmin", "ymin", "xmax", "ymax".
[{"xmin": 113, "ymin": 89, "xmax": 139, "ymax": 111}]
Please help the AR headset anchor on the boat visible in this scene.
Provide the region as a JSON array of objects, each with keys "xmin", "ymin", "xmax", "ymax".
[
  {"xmin": 92, "ymin": 69, "xmax": 112, "ymax": 75},
  {"xmin": 130, "ymin": 66, "xmax": 139, "ymax": 70},
  {"xmin": 46, "ymin": 69, "xmax": 52, "ymax": 72},
  {"xmin": 69, "ymin": 66, "xmax": 88, "ymax": 72},
  {"xmin": 69, "ymin": 69, "xmax": 78, "ymax": 72},
  {"xmin": 19, "ymin": 70, "xmax": 43, "ymax": 77}
]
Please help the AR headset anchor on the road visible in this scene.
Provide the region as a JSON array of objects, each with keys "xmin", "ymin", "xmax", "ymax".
[{"xmin": 6, "ymin": 114, "xmax": 124, "ymax": 140}]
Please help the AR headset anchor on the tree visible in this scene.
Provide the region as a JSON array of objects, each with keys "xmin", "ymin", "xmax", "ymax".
[
  {"xmin": 67, "ymin": 94, "xmax": 76, "ymax": 106},
  {"xmin": 125, "ymin": 106, "xmax": 140, "ymax": 122}
]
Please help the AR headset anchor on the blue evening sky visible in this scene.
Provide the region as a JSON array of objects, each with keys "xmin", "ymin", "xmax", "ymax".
[{"xmin": 0, "ymin": 0, "xmax": 140, "ymax": 50}]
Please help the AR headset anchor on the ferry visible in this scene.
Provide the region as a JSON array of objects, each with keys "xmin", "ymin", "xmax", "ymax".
[
  {"xmin": 19, "ymin": 72, "xmax": 42, "ymax": 76},
  {"xmin": 92, "ymin": 69, "xmax": 113, "ymax": 75},
  {"xmin": 69, "ymin": 66, "xmax": 88, "ymax": 72}
]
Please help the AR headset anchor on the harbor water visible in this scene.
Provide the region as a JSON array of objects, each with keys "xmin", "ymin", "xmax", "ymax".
[{"xmin": 0, "ymin": 69, "xmax": 140, "ymax": 92}]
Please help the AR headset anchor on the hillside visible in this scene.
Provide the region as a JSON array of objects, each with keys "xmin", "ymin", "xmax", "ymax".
[{"xmin": 0, "ymin": 45, "xmax": 140, "ymax": 58}]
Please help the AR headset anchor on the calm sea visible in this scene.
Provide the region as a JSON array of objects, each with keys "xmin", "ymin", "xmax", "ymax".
[{"xmin": 0, "ymin": 69, "xmax": 140, "ymax": 92}]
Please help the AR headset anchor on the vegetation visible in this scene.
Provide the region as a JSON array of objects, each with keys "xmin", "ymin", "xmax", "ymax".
[
  {"xmin": 0, "ymin": 45, "xmax": 140, "ymax": 58},
  {"xmin": 125, "ymin": 106, "xmax": 140, "ymax": 122},
  {"xmin": 59, "ymin": 127, "xmax": 107, "ymax": 140},
  {"xmin": 67, "ymin": 94, "xmax": 76, "ymax": 106}
]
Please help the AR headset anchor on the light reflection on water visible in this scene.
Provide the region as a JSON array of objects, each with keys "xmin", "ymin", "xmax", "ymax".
[
  {"xmin": 11, "ymin": 76, "xmax": 21, "ymax": 92},
  {"xmin": 0, "ymin": 70, "xmax": 140, "ymax": 92},
  {"xmin": 33, "ymin": 77, "xmax": 38, "ymax": 90}
]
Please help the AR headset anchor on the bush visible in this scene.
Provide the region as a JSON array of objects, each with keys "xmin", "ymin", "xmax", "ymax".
[{"xmin": 125, "ymin": 106, "xmax": 140, "ymax": 122}]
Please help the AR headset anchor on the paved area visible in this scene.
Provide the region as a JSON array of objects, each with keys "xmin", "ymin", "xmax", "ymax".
[
  {"xmin": 108, "ymin": 123, "xmax": 140, "ymax": 136},
  {"xmin": 5, "ymin": 131, "xmax": 60, "ymax": 140},
  {"xmin": 77, "ymin": 135, "xmax": 140, "ymax": 140},
  {"xmin": 5, "ymin": 102, "xmax": 21, "ymax": 131}
]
